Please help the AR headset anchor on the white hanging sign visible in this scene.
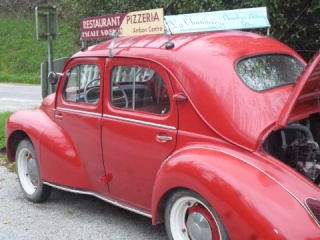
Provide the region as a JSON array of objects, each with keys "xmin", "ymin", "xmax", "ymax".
[{"xmin": 164, "ymin": 7, "xmax": 270, "ymax": 34}]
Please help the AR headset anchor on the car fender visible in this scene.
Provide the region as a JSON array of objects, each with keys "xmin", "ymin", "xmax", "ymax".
[
  {"xmin": 6, "ymin": 108, "xmax": 55, "ymax": 162},
  {"xmin": 6, "ymin": 108, "xmax": 79, "ymax": 186},
  {"xmin": 152, "ymin": 146, "xmax": 320, "ymax": 239}
]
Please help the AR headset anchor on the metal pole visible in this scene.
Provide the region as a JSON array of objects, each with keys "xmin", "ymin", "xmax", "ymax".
[
  {"xmin": 41, "ymin": 61, "xmax": 48, "ymax": 98},
  {"xmin": 46, "ymin": 12, "xmax": 54, "ymax": 94}
]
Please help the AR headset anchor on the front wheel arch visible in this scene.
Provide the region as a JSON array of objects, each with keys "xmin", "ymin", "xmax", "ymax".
[{"xmin": 6, "ymin": 130, "xmax": 29, "ymax": 162}]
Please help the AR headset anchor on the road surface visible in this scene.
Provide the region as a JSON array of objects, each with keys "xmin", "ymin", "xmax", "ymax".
[{"xmin": 0, "ymin": 83, "xmax": 42, "ymax": 112}]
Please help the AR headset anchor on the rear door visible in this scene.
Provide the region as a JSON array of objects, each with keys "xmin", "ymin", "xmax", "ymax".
[{"xmin": 101, "ymin": 58, "xmax": 178, "ymax": 212}]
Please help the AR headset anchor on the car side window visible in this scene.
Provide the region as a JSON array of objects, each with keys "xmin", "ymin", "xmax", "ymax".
[
  {"xmin": 63, "ymin": 64, "xmax": 100, "ymax": 104},
  {"xmin": 110, "ymin": 66, "xmax": 170, "ymax": 115}
]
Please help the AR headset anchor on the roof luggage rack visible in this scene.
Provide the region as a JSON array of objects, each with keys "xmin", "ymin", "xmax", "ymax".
[{"xmin": 108, "ymin": 30, "xmax": 119, "ymax": 58}]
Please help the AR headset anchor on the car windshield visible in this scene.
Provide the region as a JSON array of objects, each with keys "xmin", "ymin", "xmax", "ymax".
[{"xmin": 236, "ymin": 54, "xmax": 304, "ymax": 91}]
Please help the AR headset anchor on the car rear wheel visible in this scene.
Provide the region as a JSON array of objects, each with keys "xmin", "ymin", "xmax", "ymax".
[
  {"xmin": 15, "ymin": 139, "xmax": 52, "ymax": 202},
  {"xmin": 164, "ymin": 189, "xmax": 229, "ymax": 240}
]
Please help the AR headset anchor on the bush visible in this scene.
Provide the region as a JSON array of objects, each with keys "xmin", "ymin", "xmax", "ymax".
[{"xmin": 1, "ymin": 0, "xmax": 319, "ymax": 61}]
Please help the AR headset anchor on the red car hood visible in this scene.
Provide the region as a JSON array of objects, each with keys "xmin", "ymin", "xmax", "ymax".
[{"xmin": 277, "ymin": 50, "xmax": 320, "ymax": 127}]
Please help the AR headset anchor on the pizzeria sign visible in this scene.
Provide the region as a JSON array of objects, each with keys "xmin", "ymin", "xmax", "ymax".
[{"xmin": 80, "ymin": 8, "xmax": 164, "ymax": 40}]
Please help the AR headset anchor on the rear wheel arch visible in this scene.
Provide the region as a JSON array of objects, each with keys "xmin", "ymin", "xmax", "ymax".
[
  {"xmin": 152, "ymin": 148, "xmax": 232, "ymax": 225},
  {"xmin": 152, "ymin": 165, "xmax": 224, "ymax": 227},
  {"xmin": 151, "ymin": 147, "xmax": 313, "ymax": 239}
]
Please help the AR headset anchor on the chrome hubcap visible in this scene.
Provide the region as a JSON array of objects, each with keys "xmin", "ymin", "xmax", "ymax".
[
  {"xmin": 27, "ymin": 156, "xmax": 38, "ymax": 184},
  {"xmin": 187, "ymin": 212, "xmax": 212, "ymax": 240},
  {"xmin": 169, "ymin": 195, "xmax": 219, "ymax": 240},
  {"xmin": 17, "ymin": 148, "xmax": 38, "ymax": 195}
]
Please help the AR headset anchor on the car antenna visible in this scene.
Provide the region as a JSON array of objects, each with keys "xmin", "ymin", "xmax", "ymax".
[
  {"xmin": 109, "ymin": 30, "xmax": 119, "ymax": 58},
  {"xmin": 164, "ymin": 20, "xmax": 174, "ymax": 50}
]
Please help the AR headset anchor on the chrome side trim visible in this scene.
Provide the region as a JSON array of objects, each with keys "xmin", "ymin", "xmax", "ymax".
[
  {"xmin": 43, "ymin": 181, "xmax": 152, "ymax": 218},
  {"xmin": 103, "ymin": 114, "xmax": 176, "ymax": 130},
  {"xmin": 57, "ymin": 107, "xmax": 102, "ymax": 117},
  {"xmin": 56, "ymin": 108, "xmax": 176, "ymax": 130}
]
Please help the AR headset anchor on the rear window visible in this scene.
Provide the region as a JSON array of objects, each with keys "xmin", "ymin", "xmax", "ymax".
[{"xmin": 236, "ymin": 54, "xmax": 304, "ymax": 91}]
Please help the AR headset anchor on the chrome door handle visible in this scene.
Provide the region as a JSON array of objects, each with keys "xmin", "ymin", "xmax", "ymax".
[
  {"xmin": 156, "ymin": 135, "xmax": 173, "ymax": 142},
  {"xmin": 55, "ymin": 114, "xmax": 63, "ymax": 120}
]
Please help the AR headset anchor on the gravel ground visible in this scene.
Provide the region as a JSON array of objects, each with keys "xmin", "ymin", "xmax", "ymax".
[{"xmin": 0, "ymin": 166, "xmax": 167, "ymax": 240}]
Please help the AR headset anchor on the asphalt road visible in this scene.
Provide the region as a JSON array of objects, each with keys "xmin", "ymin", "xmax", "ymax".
[
  {"xmin": 0, "ymin": 83, "xmax": 42, "ymax": 112},
  {"xmin": 0, "ymin": 166, "xmax": 167, "ymax": 240}
]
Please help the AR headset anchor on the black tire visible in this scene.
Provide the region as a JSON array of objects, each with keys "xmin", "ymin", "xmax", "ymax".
[
  {"xmin": 15, "ymin": 139, "xmax": 52, "ymax": 202},
  {"xmin": 164, "ymin": 189, "xmax": 229, "ymax": 240}
]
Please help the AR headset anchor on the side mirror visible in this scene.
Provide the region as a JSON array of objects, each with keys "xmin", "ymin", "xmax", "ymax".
[{"xmin": 48, "ymin": 72, "xmax": 63, "ymax": 85}]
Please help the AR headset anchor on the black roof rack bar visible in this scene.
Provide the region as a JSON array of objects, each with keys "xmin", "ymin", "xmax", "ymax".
[{"xmin": 109, "ymin": 30, "xmax": 119, "ymax": 58}]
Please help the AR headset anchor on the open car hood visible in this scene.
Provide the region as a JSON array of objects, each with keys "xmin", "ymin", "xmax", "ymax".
[{"xmin": 277, "ymin": 50, "xmax": 320, "ymax": 127}]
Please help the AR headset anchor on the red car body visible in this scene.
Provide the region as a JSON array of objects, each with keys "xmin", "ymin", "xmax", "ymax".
[{"xmin": 6, "ymin": 31, "xmax": 320, "ymax": 239}]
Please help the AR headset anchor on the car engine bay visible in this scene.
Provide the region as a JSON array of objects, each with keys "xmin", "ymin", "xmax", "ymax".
[{"xmin": 264, "ymin": 113, "xmax": 320, "ymax": 185}]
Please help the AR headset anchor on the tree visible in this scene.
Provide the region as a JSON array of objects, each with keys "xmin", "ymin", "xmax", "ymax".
[{"xmin": 1, "ymin": 0, "xmax": 319, "ymax": 60}]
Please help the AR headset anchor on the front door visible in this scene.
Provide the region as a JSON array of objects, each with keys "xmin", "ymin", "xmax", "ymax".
[
  {"xmin": 48, "ymin": 58, "xmax": 108, "ymax": 195},
  {"xmin": 101, "ymin": 58, "xmax": 178, "ymax": 211}
]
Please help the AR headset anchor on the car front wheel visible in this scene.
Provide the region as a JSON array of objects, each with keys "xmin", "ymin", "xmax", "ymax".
[
  {"xmin": 164, "ymin": 189, "xmax": 229, "ymax": 240},
  {"xmin": 15, "ymin": 139, "xmax": 52, "ymax": 202}
]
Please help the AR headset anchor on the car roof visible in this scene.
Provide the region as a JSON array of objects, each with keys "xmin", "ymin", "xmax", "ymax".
[
  {"xmin": 74, "ymin": 30, "xmax": 301, "ymax": 60},
  {"xmin": 73, "ymin": 31, "xmax": 306, "ymax": 151}
]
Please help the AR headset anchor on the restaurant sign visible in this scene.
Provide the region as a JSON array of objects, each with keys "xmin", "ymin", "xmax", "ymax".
[{"xmin": 80, "ymin": 8, "xmax": 164, "ymax": 40}]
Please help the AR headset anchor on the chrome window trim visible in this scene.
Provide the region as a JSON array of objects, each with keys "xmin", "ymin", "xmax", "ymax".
[
  {"xmin": 304, "ymin": 197, "xmax": 320, "ymax": 227},
  {"xmin": 103, "ymin": 114, "xmax": 176, "ymax": 130},
  {"xmin": 44, "ymin": 181, "xmax": 151, "ymax": 218},
  {"xmin": 57, "ymin": 107, "xmax": 102, "ymax": 117}
]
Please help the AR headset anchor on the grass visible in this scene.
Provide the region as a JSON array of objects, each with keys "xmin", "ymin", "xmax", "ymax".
[
  {"xmin": 0, "ymin": 72, "xmax": 39, "ymax": 84},
  {"xmin": 0, "ymin": 157, "xmax": 15, "ymax": 172},
  {"xmin": 0, "ymin": 111, "xmax": 11, "ymax": 149},
  {"xmin": 0, "ymin": 16, "xmax": 79, "ymax": 170},
  {"xmin": 0, "ymin": 111, "xmax": 15, "ymax": 171},
  {"xmin": 0, "ymin": 16, "xmax": 79, "ymax": 84}
]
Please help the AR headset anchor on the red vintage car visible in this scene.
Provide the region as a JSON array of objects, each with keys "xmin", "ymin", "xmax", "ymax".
[{"xmin": 5, "ymin": 28, "xmax": 320, "ymax": 239}]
